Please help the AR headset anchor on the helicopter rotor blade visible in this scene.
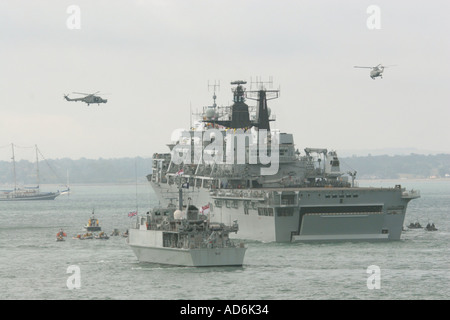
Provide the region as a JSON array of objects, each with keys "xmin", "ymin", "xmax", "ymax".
[
  {"xmin": 72, "ymin": 92, "xmax": 91, "ymax": 95},
  {"xmin": 353, "ymin": 66, "xmax": 373, "ymax": 69}
]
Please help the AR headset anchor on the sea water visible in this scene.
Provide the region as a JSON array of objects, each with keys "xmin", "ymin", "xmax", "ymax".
[{"xmin": 0, "ymin": 180, "xmax": 449, "ymax": 300}]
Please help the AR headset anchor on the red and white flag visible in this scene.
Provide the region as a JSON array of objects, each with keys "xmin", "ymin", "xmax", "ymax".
[
  {"xmin": 128, "ymin": 211, "xmax": 138, "ymax": 218},
  {"xmin": 176, "ymin": 169, "xmax": 184, "ymax": 176},
  {"xmin": 201, "ymin": 204, "xmax": 210, "ymax": 214}
]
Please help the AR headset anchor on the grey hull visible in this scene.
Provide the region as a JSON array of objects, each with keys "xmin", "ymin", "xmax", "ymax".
[
  {"xmin": 128, "ymin": 229, "xmax": 246, "ymax": 267},
  {"xmin": 150, "ymin": 181, "xmax": 417, "ymax": 242}
]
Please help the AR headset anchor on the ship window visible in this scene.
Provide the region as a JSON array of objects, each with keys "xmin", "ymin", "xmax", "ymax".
[
  {"xmin": 258, "ymin": 207, "xmax": 274, "ymax": 216},
  {"xmin": 277, "ymin": 207, "xmax": 294, "ymax": 217},
  {"xmin": 300, "ymin": 205, "xmax": 382, "ymax": 214},
  {"xmin": 281, "ymin": 194, "xmax": 295, "ymax": 205},
  {"xmin": 215, "ymin": 200, "xmax": 222, "ymax": 208},
  {"xmin": 325, "ymin": 195, "xmax": 331, "ymax": 199},
  {"xmin": 332, "ymin": 195, "xmax": 337, "ymax": 198},
  {"xmin": 232, "ymin": 200, "xmax": 239, "ymax": 208},
  {"xmin": 353, "ymin": 194, "xmax": 359, "ymax": 198},
  {"xmin": 346, "ymin": 194, "xmax": 351, "ymax": 198}
]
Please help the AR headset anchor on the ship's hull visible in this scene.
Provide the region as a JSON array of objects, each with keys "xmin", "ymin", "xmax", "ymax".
[
  {"xmin": 0, "ymin": 192, "xmax": 60, "ymax": 201},
  {"xmin": 128, "ymin": 229, "xmax": 246, "ymax": 267},
  {"xmin": 150, "ymin": 181, "xmax": 417, "ymax": 242},
  {"xmin": 84, "ymin": 226, "xmax": 102, "ymax": 232}
]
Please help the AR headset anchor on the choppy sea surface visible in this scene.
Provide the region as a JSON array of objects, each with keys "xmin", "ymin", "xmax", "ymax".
[{"xmin": 0, "ymin": 179, "xmax": 449, "ymax": 300}]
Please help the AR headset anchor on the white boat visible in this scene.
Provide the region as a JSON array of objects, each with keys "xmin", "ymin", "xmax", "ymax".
[{"xmin": 0, "ymin": 144, "xmax": 68, "ymax": 201}]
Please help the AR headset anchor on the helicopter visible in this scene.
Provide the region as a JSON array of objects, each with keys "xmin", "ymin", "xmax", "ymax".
[
  {"xmin": 353, "ymin": 64, "xmax": 396, "ymax": 80},
  {"xmin": 64, "ymin": 91, "xmax": 108, "ymax": 106}
]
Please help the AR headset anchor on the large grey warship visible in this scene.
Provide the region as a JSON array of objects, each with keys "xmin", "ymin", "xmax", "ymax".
[{"xmin": 147, "ymin": 80, "xmax": 420, "ymax": 242}]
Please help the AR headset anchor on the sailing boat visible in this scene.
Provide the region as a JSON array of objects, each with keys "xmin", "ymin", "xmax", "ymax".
[{"xmin": 0, "ymin": 144, "xmax": 68, "ymax": 201}]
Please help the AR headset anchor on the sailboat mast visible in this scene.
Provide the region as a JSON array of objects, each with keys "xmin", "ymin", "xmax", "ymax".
[
  {"xmin": 135, "ymin": 158, "xmax": 138, "ymax": 214},
  {"xmin": 11, "ymin": 143, "xmax": 17, "ymax": 191},
  {"xmin": 35, "ymin": 145, "xmax": 40, "ymax": 189}
]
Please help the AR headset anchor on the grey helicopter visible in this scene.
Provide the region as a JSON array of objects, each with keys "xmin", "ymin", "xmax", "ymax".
[
  {"xmin": 353, "ymin": 64, "xmax": 396, "ymax": 80},
  {"xmin": 64, "ymin": 91, "xmax": 108, "ymax": 105}
]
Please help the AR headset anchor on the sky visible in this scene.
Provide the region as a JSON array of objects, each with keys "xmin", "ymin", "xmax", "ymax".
[{"xmin": 1, "ymin": 0, "xmax": 449, "ymax": 161}]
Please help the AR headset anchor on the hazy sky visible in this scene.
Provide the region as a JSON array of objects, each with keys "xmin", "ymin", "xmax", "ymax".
[{"xmin": 1, "ymin": 0, "xmax": 449, "ymax": 161}]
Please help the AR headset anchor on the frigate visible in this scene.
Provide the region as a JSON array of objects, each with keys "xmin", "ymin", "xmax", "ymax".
[
  {"xmin": 147, "ymin": 80, "xmax": 420, "ymax": 242},
  {"xmin": 127, "ymin": 189, "xmax": 247, "ymax": 266}
]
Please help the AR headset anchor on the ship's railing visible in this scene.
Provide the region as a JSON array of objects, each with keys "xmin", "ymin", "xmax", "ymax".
[
  {"xmin": 402, "ymin": 189, "xmax": 421, "ymax": 199},
  {"xmin": 279, "ymin": 155, "xmax": 297, "ymax": 163},
  {"xmin": 210, "ymin": 189, "xmax": 266, "ymax": 200}
]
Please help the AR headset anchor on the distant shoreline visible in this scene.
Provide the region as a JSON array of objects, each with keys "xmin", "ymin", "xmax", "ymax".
[
  {"xmin": 0, "ymin": 154, "xmax": 449, "ymax": 184},
  {"xmin": 23, "ymin": 178, "xmax": 450, "ymax": 189}
]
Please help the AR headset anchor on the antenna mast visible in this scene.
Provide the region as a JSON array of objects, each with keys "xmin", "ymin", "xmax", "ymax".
[
  {"xmin": 208, "ymin": 80, "xmax": 220, "ymax": 108},
  {"xmin": 249, "ymin": 76, "xmax": 273, "ymax": 90}
]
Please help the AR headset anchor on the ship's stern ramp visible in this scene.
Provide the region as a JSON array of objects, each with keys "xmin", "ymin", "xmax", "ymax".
[{"xmin": 291, "ymin": 205, "xmax": 388, "ymax": 241}]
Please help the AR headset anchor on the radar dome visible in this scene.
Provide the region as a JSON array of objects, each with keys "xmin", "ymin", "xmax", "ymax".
[
  {"xmin": 205, "ymin": 108, "xmax": 215, "ymax": 119},
  {"xmin": 174, "ymin": 210, "xmax": 184, "ymax": 219}
]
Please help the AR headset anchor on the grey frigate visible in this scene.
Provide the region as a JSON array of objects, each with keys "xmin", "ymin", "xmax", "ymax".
[
  {"xmin": 127, "ymin": 188, "xmax": 246, "ymax": 266},
  {"xmin": 147, "ymin": 80, "xmax": 420, "ymax": 242}
]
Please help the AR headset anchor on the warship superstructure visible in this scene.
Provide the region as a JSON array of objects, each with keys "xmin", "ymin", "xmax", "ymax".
[{"xmin": 147, "ymin": 80, "xmax": 420, "ymax": 242}]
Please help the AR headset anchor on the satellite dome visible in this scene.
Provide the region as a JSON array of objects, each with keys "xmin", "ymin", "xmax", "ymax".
[
  {"xmin": 205, "ymin": 108, "xmax": 215, "ymax": 119},
  {"xmin": 174, "ymin": 210, "xmax": 184, "ymax": 219}
]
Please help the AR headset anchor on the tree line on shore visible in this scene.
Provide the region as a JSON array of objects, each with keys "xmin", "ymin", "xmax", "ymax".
[{"xmin": 0, "ymin": 154, "xmax": 449, "ymax": 185}]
